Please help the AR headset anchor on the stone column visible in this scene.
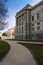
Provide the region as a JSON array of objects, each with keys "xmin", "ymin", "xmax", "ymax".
[{"xmin": 26, "ymin": 9, "xmax": 32, "ymax": 40}]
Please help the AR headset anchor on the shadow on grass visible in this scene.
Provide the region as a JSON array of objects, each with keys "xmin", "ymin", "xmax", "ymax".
[
  {"xmin": 0, "ymin": 40, "xmax": 10, "ymax": 62},
  {"xmin": 6, "ymin": 39, "xmax": 43, "ymax": 43}
]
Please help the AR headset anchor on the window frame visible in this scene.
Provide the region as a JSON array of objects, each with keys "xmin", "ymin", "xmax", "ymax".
[
  {"xmin": 32, "ymin": 27, "xmax": 34, "ymax": 31},
  {"xmin": 37, "ymin": 13, "xmax": 40, "ymax": 19},
  {"xmin": 32, "ymin": 16, "xmax": 34, "ymax": 21},
  {"xmin": 37, "ymin": 26, "xmax": 40, "ymax": 30}
]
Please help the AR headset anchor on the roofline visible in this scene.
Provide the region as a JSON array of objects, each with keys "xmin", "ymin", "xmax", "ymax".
[
  {"xmin": 15, "ymin": 4, "xmax": 32, "ymax": 17},
  {"xmin": 32, "ymin": 1, "xmax": 43, "ymax": 10},
  {"xmin": 16, "ymin": 0, "xmax": 43, "ymax": 16}
]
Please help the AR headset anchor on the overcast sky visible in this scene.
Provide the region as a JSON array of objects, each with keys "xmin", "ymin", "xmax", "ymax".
[{"xmin": 2, "ymin": 0, "xmax": 41, "ymax": 32}]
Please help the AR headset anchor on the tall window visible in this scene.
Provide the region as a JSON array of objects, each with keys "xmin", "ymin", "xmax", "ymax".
[
  {"xmin": 37, "ymin": 26, "xmax": 40, "ymax": 30},
  {"xmin": 22, "ymin": 26, "xmax": 23, "ymax": 37},
  {"xmin": 32, "ymin": 27, "xmax": 34, "ymax": 31},
  {"xmin": 37, "ymin": 22, "xmax": 40, "ymax": 25},
  {"xmin": 32, "ymin": 23, "xmax": 34, "ymax": 31},
  {"xmin": 32, "ymin": 24, "xmax": 34, "ymax": 26},
  {"xmin": 16, "ymin": 18, "xmax": 18, "ymax": 26},
  {"xmin": 37, "ymin": 22, "xmax": 40, "ymax": 30},
  {"xmin": 32, "ymin": 16, "xmax": 34, "ymax": 21},
  {"xmin": 17, "ymin": 28, "xmax": 18, "ymax": 34},
  {"xmin": 22, "ymin": 26, "xmax": 23, "ymax": 33},
  {"xmin": 37, "ymin": 13, "xmax": 39, "ymax": 19}
]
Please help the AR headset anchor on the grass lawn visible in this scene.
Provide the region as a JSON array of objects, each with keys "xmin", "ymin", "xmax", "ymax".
[
  {"xmin": 18, "ymin": 43, "xmax": 43, "ymax": 65},
  {"xmin": 0, "ymin": 40, "xmax": 10, "ymax": 61}
]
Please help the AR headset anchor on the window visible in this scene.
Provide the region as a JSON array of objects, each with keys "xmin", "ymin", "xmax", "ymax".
[
  {"xmin": 37, "ymin": 13, "xmax": 39, "ymax": 19},
  {"xmin": 37, "ymin": 26, "xmax": 40, "ymax": 30},
  {"xmin": 32, "ymin": 16, "xmax": 34, "ymax": 21},
  {"xmin": 32, "ymin": 24, "xmax": 34, "ymax": 31},
  {"xmin": 32, "ymin": 27, "xmax": 34, "ymax": 31},
  {"xmin": 32, "ymin": 24, "xmax": 34, "ymax": 26},
  {"xmin": 22, "ymin": 14, "xmax": 24, "ymax": 21},
  {"xmin": 17, "ymin": 28, "xmax": 18, "ymax": 33},
  {"xmin": 16, "ymin": 18, "xmax": 18, "ymax": 26},
  {"xmin": 37, "ymin": 22, "xmax": 40, "ymax": 25},
  {"xmin": 32, "ymin": 34, "xmax": 34, "ymax": 37},
  {"xmin": 22, "ymin": 26, "xmax": 23, "ymax": 33},
  {"xmin": 19, "ymin": 17, "xmax": 21, "ymax": 25},
  {"xmin": 19, "ymin": 27, "xmax": 20, "ymax": 33}
]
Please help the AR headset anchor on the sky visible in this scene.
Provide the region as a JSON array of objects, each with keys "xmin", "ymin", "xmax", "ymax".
[{"xmin": 2, "ymin": 0, "xmax": 41, "ymax": 32}]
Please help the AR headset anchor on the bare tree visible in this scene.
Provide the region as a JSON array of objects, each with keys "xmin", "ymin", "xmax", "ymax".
[{"xmin": 0, "ymin": 0, "xmax": 8, "ymax": 30}]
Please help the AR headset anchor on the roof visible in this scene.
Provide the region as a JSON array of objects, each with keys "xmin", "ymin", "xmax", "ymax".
[
  {"xmin": 32, "ymin": 0, "xmax": 43, "ymax": 9},
  {"xmin": 16, "ymin": 4, "xmax": 32, "ymax": 16},
  {"xmin": 16, "ymin": 0, "xmax": 43, "ymax": 16}
]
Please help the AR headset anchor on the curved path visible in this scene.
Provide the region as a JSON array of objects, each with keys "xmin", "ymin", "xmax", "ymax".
[{"xmin": 0, "ymin": 40, "xmax": 37, "ymax": 65}]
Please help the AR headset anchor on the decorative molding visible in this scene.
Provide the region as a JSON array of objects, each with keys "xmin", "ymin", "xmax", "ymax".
[{"xmin": 16, "ymin": 11, "xmax": 26, "ymax": 17}]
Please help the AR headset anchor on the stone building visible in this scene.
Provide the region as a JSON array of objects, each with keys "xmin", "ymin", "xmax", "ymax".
[
  {"xmin": 15, "ymin": 0, "xmax": 43, "ymax": 40},
  {"xmin": 0, "ymin": 32, "xmax": 2, "ymax": 37},
  {"xmin": 31, "ymin": 0, "xmax": 43, "ymax": 40},
  {"xmin": 5, "ymin": 28, "xmax": 15, "ymax": 38}
]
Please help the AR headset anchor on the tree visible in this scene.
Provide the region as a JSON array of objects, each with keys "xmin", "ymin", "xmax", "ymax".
[
  {"xmin": 0, "ymin": 0, "xmax": 8, "ymax": 30},
  {"xmin": 2, "ymin": 33, "xmax": 7, "ymax": 36}
]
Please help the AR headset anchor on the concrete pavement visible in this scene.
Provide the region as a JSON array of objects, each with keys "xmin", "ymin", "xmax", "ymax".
[{"xmin": 0, "ymin": 40, "xmax": 37, "ymax": 65}]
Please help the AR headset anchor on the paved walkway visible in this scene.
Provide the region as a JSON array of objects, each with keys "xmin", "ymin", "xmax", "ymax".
[{"xmin": 0, "ymin": 40, "xmax": 37, "ymax": 65}]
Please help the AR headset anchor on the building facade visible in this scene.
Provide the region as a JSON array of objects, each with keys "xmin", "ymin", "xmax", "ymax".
[
  {"xmin": 15, "ymin": 0, "xmax": 43, "ymax": 40},
  {"xmin": 4, "ymin": 28, "xmax": 15, "ymax": 39},
  {"xmin": 0, "ymin": 32, "xmax": 2, "ymax": 38}
]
